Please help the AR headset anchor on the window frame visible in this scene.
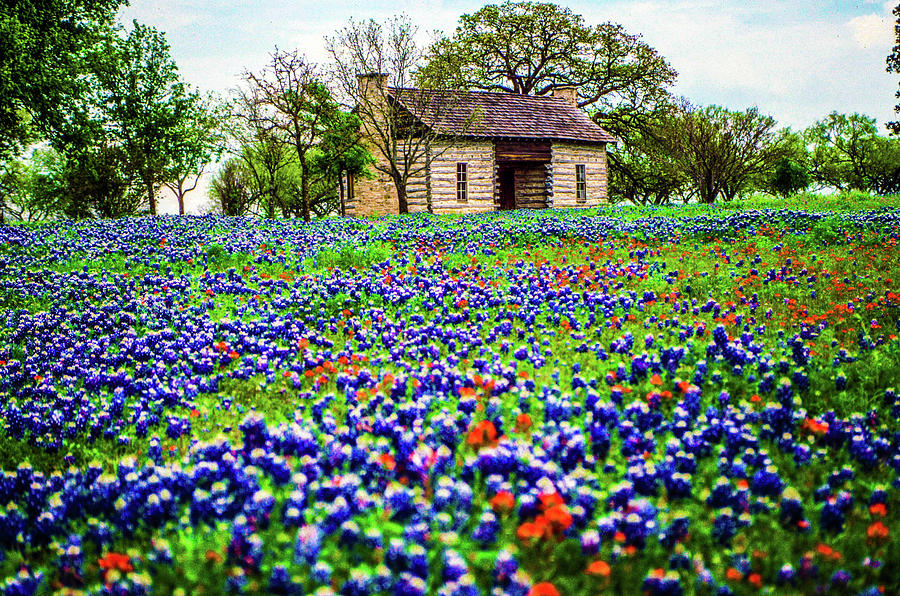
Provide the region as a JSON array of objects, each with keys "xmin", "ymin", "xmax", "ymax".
[
  {"xmin": 456, "ymin": 162, "xmax": 468, "ymax": 203},
  {"xmin": 575, "ymin": 164, "xmax": 587, "ymax": 203}
]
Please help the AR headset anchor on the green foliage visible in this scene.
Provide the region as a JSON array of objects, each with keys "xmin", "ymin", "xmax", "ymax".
[
  {"xmin": 886, "ymin": 3, "xmax": 900, "ymax": 134},
  {"xmin": 163, "ymin": 95, "xmax": 227, "ymax": 215},
  {"xmin": 802, "ymin": 112, "xmax": 900, "ymax": 195},
  {"xmin": 655, "ymin": 103, "xmax": 789, "ymax": 204},
  {"xmin": 207, "ymin": 158, "xmax": 257, "ymax": 216},
  {"xmin": 808, "ymin": 218, "xmax": 846, "ymax": 245},
  {"xmin": 0, "ymin": 0, "xmax": 126, "ymax": 159},
  {"xmin": 2, "ymin": 145, "xmax": 141, "ymax": 221},
  {"xmin": 203, "ymin": 244, "xmax": 249, "ymax": 271},
  {"xmin": 420, "ymin": 1, "xmax": 676, "ymax": 121},
  {"xmin": 56, "ymin": 145, "xmax": 142, "ymax": 219},
  {"xmin": 606, "ymin": 113, "xmax": 688, "ymax": 205},
  {"xmin": 309, "ymin": 242, "xmax": 393, "ymax": 271},
  {"xmin": 204, "ymin": 243, "xmax": 227, "ymax": 263},
  {"xmin": 769, "ymin": 158, "xmax": 812, "ymax": 197},
  {"xmin": 58, "ymin": 21, "xmax": 216, "ymax": 216}
]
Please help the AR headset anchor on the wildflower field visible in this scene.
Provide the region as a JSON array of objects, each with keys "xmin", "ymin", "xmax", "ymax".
[{"xmin": 1, "ymin": 197, "xmax": 899, "ymax": 595}]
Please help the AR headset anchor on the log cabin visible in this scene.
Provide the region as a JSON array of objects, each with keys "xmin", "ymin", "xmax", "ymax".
[{"xmin": 346, "ymin": 73, "xmax": 616, "ymax": 216}]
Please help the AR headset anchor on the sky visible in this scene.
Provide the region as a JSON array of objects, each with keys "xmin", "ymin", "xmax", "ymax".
[{"xmin": 117, "ymin": 0, "xmax": 899, "ymax": 213}]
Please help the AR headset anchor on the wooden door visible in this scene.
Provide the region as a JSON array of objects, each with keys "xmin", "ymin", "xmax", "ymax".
[{"xmin": 499, "ymin": 168, "xmax": 515, "ymax": 210}]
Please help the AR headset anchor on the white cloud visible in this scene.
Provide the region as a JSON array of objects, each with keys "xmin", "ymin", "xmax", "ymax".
[
  {"xmin": 586, "ymin": 0, "xmax": 896, "ymax": 130},
  {"xmin": 118, "ymin": 0, "xmax": 205, "ymax": 31},
  {"xmin": 117, "ymin": 0, "xmax": 900, "ymax": 135},
  {"xmin": 847, "ymin": 12, "xmax": 894, "ymax": 50}
]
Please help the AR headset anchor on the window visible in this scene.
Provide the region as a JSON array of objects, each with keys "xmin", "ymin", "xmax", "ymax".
[
  {"xmin": 456, "ymin": 163, "xmax": 468, "ymax": 202},
  {"xmin": 576, "ymin": 164, "xmax": 587, "ymax": 203}
]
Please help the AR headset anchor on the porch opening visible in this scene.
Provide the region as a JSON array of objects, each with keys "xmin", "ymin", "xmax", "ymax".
[{"xmin": 494, "ymin": 140, "xmax": 551, "ymax": 210}]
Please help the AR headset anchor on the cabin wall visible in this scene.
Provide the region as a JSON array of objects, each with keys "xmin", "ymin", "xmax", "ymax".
[
  {"xmin": 550, "ymin": 142, "xmax": 608, "ymax": 208},
  {"xmin": 347, "ymin": 139, "xmax": 610, "ymax": 216},
  {"xmin": 514, "ymin": 165, "xmax": 550, "ymax": 209},
  {"xmin": 345, "ymin": 144, "xmax": 433, "ymax": 217},
  {"xmin": 407, "ymin": 152, "xmax": 430, "ymax": 213},
  {"xmin": 429, "ymin": 141, "xmax": 495, "ymax": 214},
  {"xmin": 345, "ymin": 144, "xmax": 398, "ymax": 217}
]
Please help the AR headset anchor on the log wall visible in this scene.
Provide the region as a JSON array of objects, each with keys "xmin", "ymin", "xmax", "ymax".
[
  {"xmin": 550, "ymin": 142, "xmax": 609, "ymax": 208},
  {"xmin": 345, "ymin": 143, "xmax": 398, "ymax": 217},
  {"xmin": 346, "ymin": 139, "xmax": 610, "ymax": 216},
  {"xmin": 429, "ymin": 141, "xmax": 496, "ymax": 214},
  {"xmin": 345, "ymin": 144, "xmax": 431, "ymax": 217},
  {"xmin": 513, "ymin": 165, "xmax": 549, "ymax": 209}
]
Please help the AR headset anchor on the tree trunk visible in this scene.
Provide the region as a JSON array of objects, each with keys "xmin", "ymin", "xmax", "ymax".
[
  {"xmin": 393, "ymin": 172, "xmax": 409, "ymax": 214},
  {"xmin": 339, "ymin": 169, "xmax": 346, "ymax": 218},
  {"xmin": 300, "ymin": 157, "xmax": 310, "ymax": 222},
  {"xmin": 147, "ymin": 181, "xmax": 157, "ymax": 215},
  {"xmin": 700, "ymin": 172, "xmax": 715, "ymax": 204},
  {"xmin": 177, "ymin": 182, "xmax": 186, "ymax": 215}
]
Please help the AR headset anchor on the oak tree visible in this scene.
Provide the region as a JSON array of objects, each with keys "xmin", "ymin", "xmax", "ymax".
[
  {"xmin": 658, "ymin": 103, "xmax": 788, "ymax": 203},
  {"xmin": 420, "ymin": 2, "xmax": 676, "ymax": 130}
]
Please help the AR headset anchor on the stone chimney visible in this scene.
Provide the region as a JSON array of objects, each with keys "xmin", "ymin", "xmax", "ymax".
[
  {"xmin": 552, "ymin": 86, "xmax": 578, "ymax": 107},
  {"xmin": 357, "ymin": 72, "xmax": 388, "ymax": 99}
]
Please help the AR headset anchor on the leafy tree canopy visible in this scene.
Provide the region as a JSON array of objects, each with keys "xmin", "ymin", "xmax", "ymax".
[
  {"xmin": 55, "ymin": 21, "xmax": 220, "ymax": 216},
  {"xmin": 656, "ymin": 103, "xmax": 788, "ymax": 204},
  {"xmin": 886, "ymin": 2, "xmax": 900, "ymax": 134},
  {"xmin": 0, "ymin": 0, "xmax": 126, "ymax": 160},
  {"xmin": 419, "ymin": 1, "xmax": 677, "ymax": 123}
]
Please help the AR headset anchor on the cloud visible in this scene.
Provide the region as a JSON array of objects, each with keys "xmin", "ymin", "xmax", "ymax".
[
  {"xmin": 118, "ymin": 0, "xmax": 205, "ymax": 31},
  {"xmin": 117, "ymin": 0, "xmax": 899, "ymax": 134},
  {"xmin": 847, "ymin": 12, "xmax": 894, "ymax": 50},
  {"xmin": 586, "ymin": 0, "xmax": 896, "ymax": 129}
]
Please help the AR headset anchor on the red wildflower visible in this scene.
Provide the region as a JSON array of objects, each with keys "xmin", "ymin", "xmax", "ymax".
[
  {"xmin": 490, "ymin": 491, "xmax": 515, "ymax": 514},
  {"xmin": 517, "ymin": 520, "xmax": 549, "ymax": 543},
  {"xmin": 515, "ymin": 413, "xmax": 533, "ymax": 433},
  {"xmin": 870, "ymin": 503, "xmax": 887, "ymax": 517},
  {"xmin": 585, "ymin": 560, "xmax": 611, "ymax": 577},
  {"xmin": 867, "ymin": 521, "xmax": 889, "ymax": 542},
  {"xmin": 538, "ymin": 492, "xmax": 564, "ymax": 511},
  {"xmin": 98, "ymin": 552, "xmax": 133, "ymax": 573},
  {"xmin": 816, "ymin": 543, "xmax": 842, "ymax": 560},
  {"xmin": 726, "ymin": 567, "xmax": 743, "ymax": 581},
  {"xmin": 543, "ymin": 505, "xmax": 573, "ymax": 532},
  {"xmin": 466, "ymin": 420, "xmax": 498, "ymax": 450},
  {"xmin": 205, "ymin": 550, "xmax": 223, "ymax": 563},
  {"xmin": 528, "ymin": 583, "xmax": 560, "ymax": 596},
  {"xmin": 378, "ymin": 453, "xmax": 396, "ymax": 471},
  {"xmin": 801, "ymin": 418, "xmax": 829, "ymax": 436}
]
